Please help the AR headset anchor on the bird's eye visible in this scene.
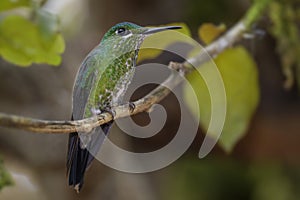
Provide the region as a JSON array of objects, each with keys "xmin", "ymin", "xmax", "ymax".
[{"xmin": 116, "ymin": 28, "xmax": 127, "ymax": 36}]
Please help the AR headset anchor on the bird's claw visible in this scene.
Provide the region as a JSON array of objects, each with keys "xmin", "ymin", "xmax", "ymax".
[
  {"xmin": 129, "ymin": 102, "xmax": 135, "ymax": 113},
  {"xmin": 103, "ymin": 107, "xmax": 116, "ymax": 119}
]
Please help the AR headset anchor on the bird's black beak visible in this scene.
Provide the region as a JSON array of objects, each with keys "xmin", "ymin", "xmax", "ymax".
[{"xmin": 143, "ymin": 26, "xmax": 182, "ymax": 35}]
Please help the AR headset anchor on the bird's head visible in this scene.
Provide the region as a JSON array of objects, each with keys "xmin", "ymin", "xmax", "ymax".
[
  {"xmin": 102, "ymin": 22, "xmax": 181, "ymax": 42},
  {"xmin": 98, "ymin": 22, "xmax": 181, "ymax": 64}
]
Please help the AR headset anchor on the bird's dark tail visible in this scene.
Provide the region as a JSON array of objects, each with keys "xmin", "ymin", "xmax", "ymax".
[{"xmin": 66, "ymin": 121, "xmax": 113, "ymax": 193}]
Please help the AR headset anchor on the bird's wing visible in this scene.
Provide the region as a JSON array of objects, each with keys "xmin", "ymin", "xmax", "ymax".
[
  {"xmin": 72, "ymin": 54, "xmax": 99, "ymax": 120},
  {"xmin": 68, "ymin": 50, "xmax": 111, "ymax": 192}
]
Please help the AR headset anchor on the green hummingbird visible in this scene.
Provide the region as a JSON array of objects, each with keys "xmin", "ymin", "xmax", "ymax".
[{"xmin": 67, "ymin": 22, "xmax": 181, "ymax": 192}]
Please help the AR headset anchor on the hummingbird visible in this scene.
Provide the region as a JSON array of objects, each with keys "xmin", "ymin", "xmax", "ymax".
[{"xmin": 67, "ymin": 22, "xmax": 181, "ymax": 192}]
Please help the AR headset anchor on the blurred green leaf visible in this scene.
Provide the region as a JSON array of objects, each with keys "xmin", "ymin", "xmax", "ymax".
[
  {"xmin": 0, "ymin": 157, "xmax": 13, "ymax": 191},
  {"xmin": 0, "ymin": 0, "xmax": 30, "ymax": 12},
  {"xmin": 184, "ymin": 46, "xmax": 259, "ymax": 152},
  {"xmin": 137, "ymin": 22, "xmax": 191, "ymax": 63},
  {"xmin": 0, "ymin": 14, "xmax": 65, "ymax": 66},
  {"xmin": 198, "ymin": 23, "xmax": 226, "ymax": 45}
]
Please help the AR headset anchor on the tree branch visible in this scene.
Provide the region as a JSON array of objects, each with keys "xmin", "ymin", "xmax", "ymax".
[{"xmin": 0, "ymin": 0, "xmax": 271, "ymax": 134}]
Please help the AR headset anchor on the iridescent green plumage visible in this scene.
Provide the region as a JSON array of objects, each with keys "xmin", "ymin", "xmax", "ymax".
[
  {"xmin": 67, "ymin": 22, "xmax": 181, "ymax": 192},
  {"xmin": 73, "ymin": 22, "xmax": 144, "ymax": 119}
]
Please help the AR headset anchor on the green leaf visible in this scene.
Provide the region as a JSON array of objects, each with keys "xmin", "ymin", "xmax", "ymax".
[
  {"xmin": 137, "ymin": 22, "xmax": 191, "ymax": 63},
  {"xmin": 0, "ymin": 0, "xmax": 30, "ymax": 12},
  {"xmin": 0, "ymin": 14, "xmax": 65, "ymax": 66},
  {"xmin": 198, "ymin": 23, "xmax": 226, "ymax": 45},
  {"xmin": 184, "ymin": 46, "xmax": 259, "ymax": 152}
]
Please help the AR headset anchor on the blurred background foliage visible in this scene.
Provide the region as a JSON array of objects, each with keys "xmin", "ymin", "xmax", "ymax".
[
  {"xmin": 0, "ymin": 157, "xmax": 12, "ymax": 191},
  {"xmin": 0, "ymin": 0, "xmax": 299, "ymax": 199},
  {"xmin": 268, "ymin": 0, "xmax": 300, "ymax": 90},
  {"xmin": 164, "ymin": 158, "xmax": 300, "ymax": 200},
  {"xmin": 0, "ymin": 0, "xmax": 65, "ymax": 66}
]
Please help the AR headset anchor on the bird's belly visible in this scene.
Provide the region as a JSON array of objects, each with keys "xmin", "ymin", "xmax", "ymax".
[{"xmin": 111, "ymin": 67, "xmax": 135, "ymax": 106}]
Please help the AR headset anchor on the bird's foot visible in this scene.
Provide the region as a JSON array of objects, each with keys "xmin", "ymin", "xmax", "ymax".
[
  {"xmin": 129, "ymin": 102, "xmax": 135, "ymax": 113},
  {"xmin": 102, "ymin": 107, "xmax": 116, "ymax": 119}
]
